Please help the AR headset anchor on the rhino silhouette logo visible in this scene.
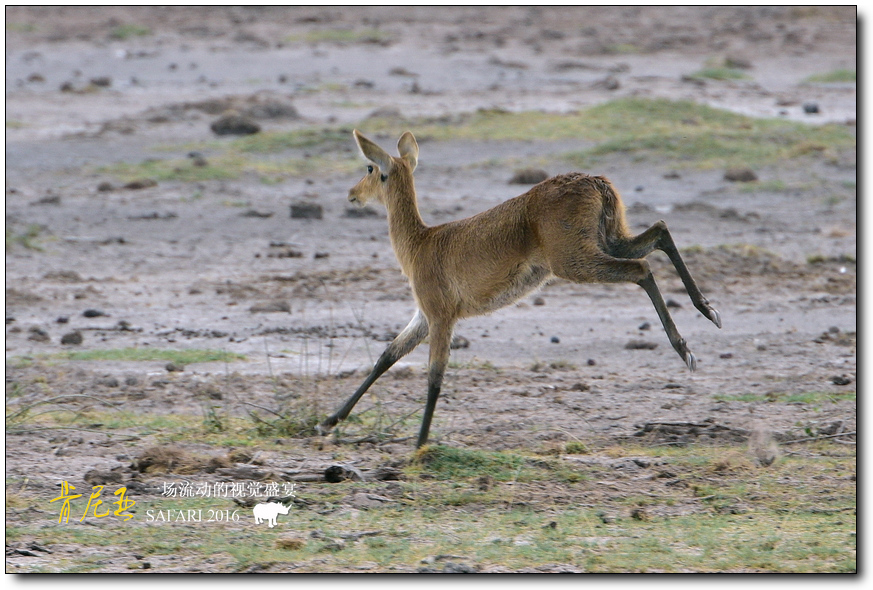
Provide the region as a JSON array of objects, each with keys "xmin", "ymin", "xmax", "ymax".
[{"xmin": 252, "ymin": 501, "xmax": 290, "ymax": 528}]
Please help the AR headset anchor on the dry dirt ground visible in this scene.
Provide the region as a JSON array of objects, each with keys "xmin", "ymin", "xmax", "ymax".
[{"xmin": 5, "ymin": 6, "xmax": 856, "ymax": 573}]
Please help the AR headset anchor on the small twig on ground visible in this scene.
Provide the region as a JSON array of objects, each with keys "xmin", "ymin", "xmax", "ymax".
[{"xmin": 780, "ymin": 431, "xmax": 856, "ymax": 445}]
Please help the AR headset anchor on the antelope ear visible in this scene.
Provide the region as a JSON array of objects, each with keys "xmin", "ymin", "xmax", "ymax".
[
  {"xmin": 397, "ymin": 131, "xmax": 418, "ymax": 172},
  {"xmin": 353, "ymin": 129, "xmax": 393, "ymax": 174}
]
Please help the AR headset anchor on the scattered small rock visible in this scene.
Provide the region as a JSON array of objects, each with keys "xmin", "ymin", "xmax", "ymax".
[
  {"xmin": 89, "ymin": 76, "xmax": 112, "ymax": 87},
  {"xmin": 61, "ymin": 331, "xmax": 83, "ymax": 345},
  {"xmin": 343, "ymin": 206, "xmax": 380, "ymax": 218},
  {"xmin": 249, "ymin": 301, "xmax": 291, "ymax": 313},
  {"xmin": 663, "ymin": 171, "xmax": 681, "ymax": 179},
  {"xmin": 586, "ymin": 359, "xmax": 596, "ymax": 366},
  {"xmin": 246, "ymin": 99, "xmax": 299, "ymax": 120},
  {"xmin": 441, "ymin": 562, "xmax": 479, "ymax": 573},
  {"xmin": 509, "ymin": 168, "xmax": 549, "ymax": 184},
  {"xmin": 550, "ymin": 336, "xmax": 560, "ymax": 343},
  {"xmin": 266, "ymin": 249, "xmax": 303, "ymax": 259},
  {"xmin": 97, "ymin": 181, "xmax": 114, "ymax": 192},
  {"xmin": 388, "ymin": 67, "xmax": 417, "ymax": 77},
  {"xmin": 241, "ymin": 209, "xmax": 274, "ymax": 218},
  {"xmin": 450, "ymin": 335, "xmax": 470, "ymax": 350},
  {"xmin": 817, "ymin": 420, "xmax": 846, "ymax": 436},
  {"xmin": 30, "ymin": 194, "xmax": 61, "ymax": 206},
  {"xmin": 666, "ymin": 299, "xmax": 682, "ymax": 308},
  {"xmin": 56, "ymin": 316, "xmax": 69, "ymax": 324},
  {"xmin": 27, "ymin": 327, "xmax": 50, "ymax": 342},
  {"xmin": 27, "ymin": 73, "xmax": 45, "ymax": 83},
  {"xmin": 290, "ymin": 203, "xmax": 323, "ymax": 219},
  {"xmin": 313, "ymin": 251, "xmax": 330, "ymax": 259},
  {"xmin": 569, "ymin": 382, "xmax": 590, "ymax": 392},
  {"xmin": 83, "ymin": 309, "xmax": 107, "ymax": 318},
  {"xmin": 532, "ymin": 296, "xmax": 545, "ymax": 306},
  {"xmin": 210, "ymin": 111, "xmax": 261, "ymax": 136},
  {"xmin": 803, "ymin": 102, "xmax": 820, "ymax": 114},
  {"xmin": 625, "ymin": 339, "xmax": 657, "ymax": 350},
  {"xmin": 123, "ymin": 179, "xmax": 158, "ymax": 190},
  {"xmin": 630, "ymin": 507, "xmax": 650, "ymax": 521},
  {"xmin": 720, "ymin": 352, "xmax": 733, "ymax": 359},
  {"xmin": 165, "ymin": 362, "xmax": 184, "ymax": 372},
  {"xmin": 367, "ymin": 106, "xmax": 404, "ymax": 119},
  {"xmin": 320, "ymin": 539, "xmax": 346, "ymax": 552},
  {"xmin": 347, "ymin": 492, "xmax": 391, "ymax": 509},
  {"xmin": 601, "ymin": 75, "xmax": 621, "ymax": 90},
  {"xmin": 724, "ymin": 167, "xmax": 758, "ymax": 182},
  {"xmin": 324, "ymin": 464, "xmax": 365, "ymax": 483},
  {"xmin": 44, "ymin": 270, "xmax": 83, "ymax": 282},
  {"xmin": 638, "ymin": 321, "xmax": 651, "ymax": 331},
  {"xmin": 84, "ymin": 469, "xmax": 123, "ymax": 485},
  {"xmin": 831, "ymin": 375, "xmax": 852, "ymax": 386}
]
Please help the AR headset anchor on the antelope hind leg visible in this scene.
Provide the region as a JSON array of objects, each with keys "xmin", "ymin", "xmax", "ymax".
[{"xmin": 608, "ymin": 221, "xmax": 721, "ymax": 329}]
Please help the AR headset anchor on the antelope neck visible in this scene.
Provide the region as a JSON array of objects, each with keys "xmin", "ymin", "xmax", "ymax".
[{"xmin": 384, "ymin": 173, "xmax": 427, "ymax": 266}]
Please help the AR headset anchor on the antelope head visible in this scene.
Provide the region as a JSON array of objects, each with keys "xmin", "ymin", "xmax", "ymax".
[{"xmin": 348, "ymin": 129, "xmax": 419, "ymax": 206}]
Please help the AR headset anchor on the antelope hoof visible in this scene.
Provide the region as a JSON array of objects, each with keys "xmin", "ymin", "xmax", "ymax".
[
  {"xmin": 707, "ymin": 307, "xmax": 722, "ymax": 329},
  {"xmin": 315, "ymin": 421, "xmax": 334, "ymax": 436},
  {"xmin": 685, "ymin": 351, "xmax": 697, "ymax": 372}
]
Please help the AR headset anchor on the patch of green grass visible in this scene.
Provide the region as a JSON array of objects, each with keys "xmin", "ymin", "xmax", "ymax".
[
  {"xmin": 688, "ymin": 67, "xmax": 750, "ymax": 81},
  {"xmin": 361, "ymin": 98, "xmax": 855, "ymax": 169},
  {"xmin": 230, "ymin": 128, "xmax": 351, "ymax": 153},
  {"xmin": 564, "ymin": 441, "xmax": 589, "ymax": 454},
  {"xmin": 806, "ymin": 253, "xmax": 855, "ymax": 265},
  {"xmin": 288, "ymin": 28, "xmax": 393, "ymax": 45},
  {"xmin": 412, "ymin": 446, "xmax": 526, "ymax": 481},
  {"xmin": 99, "ymin": 152, "xmax": 357, "ymax": 183},
  {"xmin": 603, "ymin": 43, "xmax": 639, "ymax": 54},
  {"xmin": 6, "ymin": 120, "xmax": 26, "ymax": 129},
  {"xmin": 784, "ymin": 391, "xmax": 855, "ymax": 404},
  {"xmin": 740, "ymin": 179, "xmax": 788, "ymax": 192},
  {"xmin": 6, "ymin": 22, "xmax": 36, "ymax": 32},
  {"xmin": 56, "ymin": 348, "xmax": 245, "ymax": 365},
  {"xmin": 6, "ymin": 225, "xmax": 44, "ymax": 251},
  {"xmin": 714, "ymin": 391, "xmax": 855, "ymax": 405},
  {"xmin": 805, "ymin": 69, "xmax": 856, "ymax": 83},
  {"xmin": 110, "ymin": 23, "xmax": 151, "ymax": 40}
]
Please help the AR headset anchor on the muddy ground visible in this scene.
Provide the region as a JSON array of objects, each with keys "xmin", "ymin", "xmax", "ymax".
[{"xmin": 5, "ymin": 6, "xmax": 856, "ymax": 573}]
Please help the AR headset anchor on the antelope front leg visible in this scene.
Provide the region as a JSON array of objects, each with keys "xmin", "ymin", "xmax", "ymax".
[
  {"xmin": 637, "ymin": 272, "xmax": 697, "ymax": 371},
  {"xmin": 318, "ymin": 311, "xmax": 428, "ymax": 434},
  {"xmin": 417, "ymin": 322, "xmax": 453, "ymax": 448}
]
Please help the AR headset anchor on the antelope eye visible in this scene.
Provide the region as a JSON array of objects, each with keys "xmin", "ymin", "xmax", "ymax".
[{"xmin": 367, "ymin": 165, "xmax": 373, "ymax": 174}]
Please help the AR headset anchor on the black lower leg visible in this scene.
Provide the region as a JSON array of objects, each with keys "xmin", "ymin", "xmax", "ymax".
[
  {"xmin": 656, "ymin": 231, "xmax": 721, "ymax": 329},
  {"xmin": 637, "ymin": 273, "xmax": 696, "ymax": 371},
  {"xmin": 320, "ymin": 349, "xmax": 399, "ymax": 430},
  {"xmin": 610, "ymin": 222, "xmax": 720, "ymax": 329},
  {"xmin": 417, "ymin": 381, "xmax": 441, "ymax": 448}
]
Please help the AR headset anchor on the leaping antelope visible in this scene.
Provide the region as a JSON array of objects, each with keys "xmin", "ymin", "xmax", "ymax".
[{"xmin": 319, "ymin": 130, "xmax": 721, "ymax": 447}]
